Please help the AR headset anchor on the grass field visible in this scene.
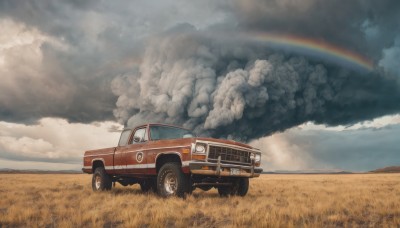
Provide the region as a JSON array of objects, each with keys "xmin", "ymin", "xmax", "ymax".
[{"xmin": 0, "ymin": 173, "xmax": 399, "ymax": 227}]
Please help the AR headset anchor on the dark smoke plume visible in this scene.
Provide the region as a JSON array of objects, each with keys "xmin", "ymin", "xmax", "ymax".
[{"xmin": 112, "ymin": 29, "xmax": 400, "ymax": 141}]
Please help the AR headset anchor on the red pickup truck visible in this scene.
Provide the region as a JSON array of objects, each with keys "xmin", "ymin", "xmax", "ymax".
[{"xmin": 82, "ymin": 123, "xmax": 262, "ymax": 197}]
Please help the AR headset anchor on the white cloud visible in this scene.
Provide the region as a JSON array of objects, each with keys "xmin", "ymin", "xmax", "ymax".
[
  {"xmin": 0, "ymin": 136, "xmax": 54, "ymax": 158},
  {"xmin": 250, "ymin": 133, "xmax": 315, "ymax": 171},
  {"xmin": 297, "ymin": 114, "xmax": 400, "ymax": 131},
  {"xmin": 0, "ymin": 118, "xmax": 122, "ymax": 166},
  {"xmin": 252, "ymin": 116, "xmax": 400, "ymax": 172}
]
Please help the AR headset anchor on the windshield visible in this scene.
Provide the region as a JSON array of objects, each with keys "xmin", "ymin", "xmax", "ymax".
[
  {"xmin": 149, "ymin": 125, "xmax": 195, "ymax": 140},
  {"xmin": 118, "ymin": 129, "xmax": 131, "ymax": 146}
]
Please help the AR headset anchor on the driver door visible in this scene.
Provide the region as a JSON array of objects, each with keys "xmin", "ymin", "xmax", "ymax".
[
  {"xmin": 122, "ymin": 127, "xmax": 148, "ymax": 174},
  {"xmin": 114, "ymin": 129, "xmax": 132, "ymax": 174}
]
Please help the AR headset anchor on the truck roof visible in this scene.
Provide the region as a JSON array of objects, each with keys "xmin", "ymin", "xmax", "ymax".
[{"xmin": 122, "ymin": 123, "xmax": 191, "ymax": 131}]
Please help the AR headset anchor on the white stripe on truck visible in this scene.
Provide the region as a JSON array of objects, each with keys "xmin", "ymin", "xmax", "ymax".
[{"xmin": 84, "ymin": 161, "xmax": 191, "ymax": 170}]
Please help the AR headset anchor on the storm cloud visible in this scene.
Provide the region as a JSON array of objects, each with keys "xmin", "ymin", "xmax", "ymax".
[
  {"xmin": 0, "ymin": 0, "xmax": 230, "ymax": 123},
  {"xmin": 112, "ymin": 29, "xmax": 400, "ymax": 141},
  {"xmin": 1, "ymin": 0, "xmax": 400, "ymax": 142}
]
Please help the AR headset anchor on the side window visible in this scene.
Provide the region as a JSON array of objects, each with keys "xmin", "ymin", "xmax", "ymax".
[
  {"xmin": 131, "ymin": 128, "xmax": 147, "ymax": 143},
  {"xmin": 118, "ymin": 130, "xmax": 131, "ymax": 147}
]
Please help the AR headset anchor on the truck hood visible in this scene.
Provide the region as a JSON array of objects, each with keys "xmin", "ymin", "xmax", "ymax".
[{"xmin": 193, "ymin": 137, "xmax": 256, "ymax": 150}]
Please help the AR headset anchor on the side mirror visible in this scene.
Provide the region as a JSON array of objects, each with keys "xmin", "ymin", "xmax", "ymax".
[
  {"xmin": 133, "ymin": 136, "xmax": 141, "ymax": 143},
  {"xmin": 182, "ymin": 134, "xmax": 193, "ymax": 138}
]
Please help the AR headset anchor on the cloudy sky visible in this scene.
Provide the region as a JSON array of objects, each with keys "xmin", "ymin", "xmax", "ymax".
[{"xmin": 0, "ymin": 0, "xmax": 399, "ymax": 171}]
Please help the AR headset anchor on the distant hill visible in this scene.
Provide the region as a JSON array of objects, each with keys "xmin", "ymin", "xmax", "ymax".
[
  {"xmin": 0, "ymin": 168, "xmax": 82, "ymax": 174},
  {"xmin": 370, "ymin": 166, "xmax": 400, "ymax": 173},
  {"xmin": 263, "ymin": 169, "xmax": 353, "ymax": 174}
]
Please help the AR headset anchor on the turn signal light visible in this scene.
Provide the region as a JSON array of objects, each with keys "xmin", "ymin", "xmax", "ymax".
[{"xmin": 192, "ymin": 154, "xmax": 206, "ymax": 160}]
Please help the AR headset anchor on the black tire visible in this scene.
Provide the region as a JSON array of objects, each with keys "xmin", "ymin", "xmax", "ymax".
[
  {"xmin": 218, "ymin": 178, "xmax": 249, "ymax": 197},
  {"xmin": 218, "ymin": 184, "xmax": 237, "ymax": 197},
  {"xmin": 92, "ymin": 167, "xmax": 112, "ymax": 191},
  {"xmin": 157, "ymin": 162, "xmax": 189, "ymax": 198},
  {"xmin": 140, "ymin": 178, "xmax": 157, "ymax": 193},
  {"xmin": 236, "ymin": 178, "xmax": 249, "ymax": 196}
]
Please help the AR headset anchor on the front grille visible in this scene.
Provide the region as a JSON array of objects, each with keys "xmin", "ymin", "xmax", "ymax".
[{"xmin": 208, "ymin": 145, "xmax": 251, "ymax": 164}]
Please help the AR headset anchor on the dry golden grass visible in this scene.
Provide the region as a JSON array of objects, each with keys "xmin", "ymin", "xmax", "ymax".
[{"xmin": 0, "ymin": 173, "xmax": 399, "ymax": 227}]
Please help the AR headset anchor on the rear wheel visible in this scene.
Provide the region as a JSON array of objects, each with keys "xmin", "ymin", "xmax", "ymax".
[
  {"xmin": 217, "ymin": 185, "xmax": 233, "ymax": 196},
  {"xmin": 236, "ymin": 178, "xmax": 249, "ymax": 196},
  {"xmin": 92, "ymin": 167, "xmax": 112, "ymax": 191},
  {"xmin": 157, "ymin": 162, "xmax": 189, "ymax": 198}
]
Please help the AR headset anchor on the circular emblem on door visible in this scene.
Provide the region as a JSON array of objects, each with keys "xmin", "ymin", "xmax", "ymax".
[{"xmin": 136, "ymin": 152, "xmax": 144, "ymax": 163}]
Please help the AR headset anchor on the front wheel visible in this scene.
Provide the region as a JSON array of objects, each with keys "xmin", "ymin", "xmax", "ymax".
[
  {"xmin": 92, "ymin": 167, "xmax": 112, "ymax": 191},
  {"xmin": 157, "ymin": 162, "xmax": 189, "ymax": 198}
]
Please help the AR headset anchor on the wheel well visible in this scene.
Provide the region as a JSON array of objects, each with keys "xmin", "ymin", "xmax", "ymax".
[
  {"xmin": 156, "ymin": 154, "xmax": 181, "ymax": 173},
  {"xmin": 92, "ymin": 160, "xmax": 104, "ymax": 172}
]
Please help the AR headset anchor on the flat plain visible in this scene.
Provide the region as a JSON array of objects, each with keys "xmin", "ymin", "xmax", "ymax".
[{"xmin": 0, "ymin": 173, "xmax": 399, "ymax": 227}]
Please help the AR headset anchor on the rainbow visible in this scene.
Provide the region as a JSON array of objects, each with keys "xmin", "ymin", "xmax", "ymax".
[{"xmin": 245, "ymin": 32, "xmax": 374, "ymax": 72}]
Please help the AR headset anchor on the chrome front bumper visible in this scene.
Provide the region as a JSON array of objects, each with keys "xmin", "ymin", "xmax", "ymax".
[{"xmin": 189, "ymin": 160, "xmax": 263, "ymax": 178}]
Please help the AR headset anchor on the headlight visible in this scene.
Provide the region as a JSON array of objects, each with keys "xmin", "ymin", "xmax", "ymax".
[
  {"xmin": 195, "ymin": 144, "xmax": 206, "ymax": 153},
  {"xmin": 255, "ymin": 154, "xmax": 261, "ymax": 162},
  {"xmin": 250, "ymin": 153, "xmax": 255, "ymax": 160}
]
